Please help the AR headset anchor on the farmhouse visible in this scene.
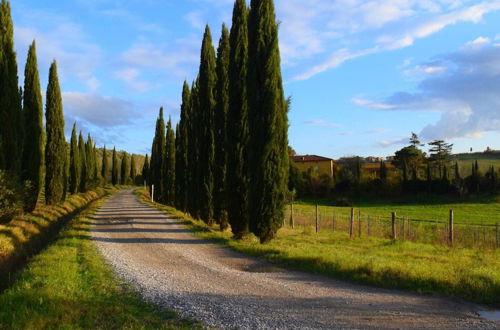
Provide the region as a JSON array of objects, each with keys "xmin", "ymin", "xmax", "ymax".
[{"xmin": 291, "ymin": 155, "xmax": 337, "ymax": 178}]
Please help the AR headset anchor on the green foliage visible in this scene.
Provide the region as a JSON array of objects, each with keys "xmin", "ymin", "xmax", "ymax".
[
  {"xmin": 69, "ymin": 124, "xmax": 80, "ymax": 194},
  {"xmin": 214, "ymin": 24, "xmax": 230, "ymax": 231},
  {"xmin": 197, "ymin": 26, "xmax": 217, "ymax": 224},
  {"xmin": 101, "ymin": 146, "xmax": 108, "ymax": 185},
  {"xmin": 142, "ymin": 154, "xmax": 149, "ymax": 186},
  {"xmin": 130, "ymin": 154, "xmax": 137, "ymax": 185},
  {"xmin": 21, "ymin": 41, "xmax": 44, "ymax": 212},
  {"xmin": 248, "ymin": 0, "xmax": 289, "ymax": 243},
  {"xmin": 120, "ymin": 153, "xmax": 128, "ymax": 185},
  {"xmin": 428, "ymin": 140, "xmax": 453, "ymax": 177},
  {"xmin": 0, "ymin": 170, "xmax": 23, "ymax": 223},
  {"xmin": 44, "ymin": 61, "xmax": 66, "ymax": 205},
  {"xmin": 226, "ymin": 0, "xmax": 250, "ymax": 238},
  {"xmin": 151, "ymin": 108, "xmax": 166, "ymax": 200},
  {"xmin": 175, "ymin": 83, "xmax": 190, "ymax": 212},
  {"xmin": 164, "ymin": 118, "xmax": 176, "ymax": 206},
  {"xmin": 0, "ymin": 0, "xmax": 23, "ymax": 174},
  {"xmin": 111, "ymin": 147, "xmax": 118, "ymax": 186},
  {"xmin": 187, "ymin": 81, "xmax": 200, "ymax": 218},
  {"xmin": 78, "ymin": 132, "xmax": 87, "ymax": 192}
]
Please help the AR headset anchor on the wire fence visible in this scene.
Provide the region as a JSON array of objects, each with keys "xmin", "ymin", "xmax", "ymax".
[{"xmin": 284, "ymin": 204, "xmax": 500, "ymax": 250}]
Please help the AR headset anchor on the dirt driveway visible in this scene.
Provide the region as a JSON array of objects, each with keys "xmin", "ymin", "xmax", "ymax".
[{"xmin": 92, "ymin": 190, "xmax": 497, "ymax": 329}]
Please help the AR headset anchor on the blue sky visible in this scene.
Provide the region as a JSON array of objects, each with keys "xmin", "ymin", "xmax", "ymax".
[{"xmin": 10, "ymin": 0, "xmax": 500, "ymax": 158}]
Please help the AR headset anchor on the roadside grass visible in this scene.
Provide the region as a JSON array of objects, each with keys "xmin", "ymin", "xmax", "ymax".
[
  {"xmin": 0, "ymin": 194, "xmax": 196, "ymax": 329},
  {"xmin": 136, "ymin": 189, "xmax": 500, "ymax": 306}
]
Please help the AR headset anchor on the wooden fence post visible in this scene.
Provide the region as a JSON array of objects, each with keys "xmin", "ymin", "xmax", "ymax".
[
  {"xmin": 496, "ymin": 223, "xmax": 499, "ymax": 249},
  {"xmin": 151, "ymin": 184, "xmax": 154, "ymax": 202},
  {"xmin": 391, "ymin": 212, "xmax": 396, "ymax": 240},
  {"xmin": 349, "ymin": 208, "xmax": 354, "ymax": 238},
  {"xmin": 332, "ymin": 210, "xmax": 336, "ymax": 232},
  {"xmin": 367, "ymin": 216, "xmax": 371, "ymax": 236},
  {"xmin": 358, "ymin": 210, "xmax": 361, "ymax": 237},
  {"xmin": 290, "ymin": 203, "xmax": 294, "ymax": 229},
  {"xmin": 315, "ymin": 204, "xmax": 319, "ymax": 233},
  {"xmin": 449, "ymin": 209, "xmax": 454, "ymax": 247},
  {"xmin": 402, "ymin": 217, "xmax": 406, "ymax": 241}
]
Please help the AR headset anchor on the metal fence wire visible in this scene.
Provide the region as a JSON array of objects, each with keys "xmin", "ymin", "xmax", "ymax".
[{"xmin": 284, "ymin": 204, "xmax": 499, "ymax": 250}]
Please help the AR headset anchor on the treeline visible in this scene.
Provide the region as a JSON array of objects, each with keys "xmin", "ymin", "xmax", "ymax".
[
  {"xmin": 290, "ymin": 133, "xmax": 499, "ymax": 199},
  {"xmin": 145, "ymin": 0, "xmax": 289, "ymax": 243},
  {"xmin": 0, "ymin": 0, "xmax": 135, "ymax": 223}
]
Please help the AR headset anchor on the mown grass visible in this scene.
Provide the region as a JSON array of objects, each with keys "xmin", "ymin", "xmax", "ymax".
[
  {"xmin": 295, "ymin": 195, "xmax": 500, "ymax": 225},
  {"xmin": 136, "ymin": 189, "xmax": 500, "ymax": 306},
  {"xmin": 0, "ymin": 193, "xmax": 195, "ymax": 329}
]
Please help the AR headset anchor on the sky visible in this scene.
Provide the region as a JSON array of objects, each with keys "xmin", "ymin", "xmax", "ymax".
[{"xmin": 10, "ymin": 0, "xmax": 500, "ymax": 159}]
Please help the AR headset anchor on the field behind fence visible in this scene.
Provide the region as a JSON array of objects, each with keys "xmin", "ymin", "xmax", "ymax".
[{"xmin": 284, "ymin": 204, "xmax": 499, "ymax": 249}]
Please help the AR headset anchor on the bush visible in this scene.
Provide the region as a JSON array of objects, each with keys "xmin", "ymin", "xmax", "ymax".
[
  {"xmin": 334, "ymin": 197, "xmax": 353, "ymax": 207},
  {"xmin": 0, "ymin": 171, "xmax": 24, "ymax": 223}
]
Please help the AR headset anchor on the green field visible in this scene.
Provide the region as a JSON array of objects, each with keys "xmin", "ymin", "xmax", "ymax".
[
  {"xmin": 0, "ymin": 195, "xmax": 194, "ymax": 329},
  {"xmin": 456, "ymin": 159, "xmax": 500, "ymax": 174}
]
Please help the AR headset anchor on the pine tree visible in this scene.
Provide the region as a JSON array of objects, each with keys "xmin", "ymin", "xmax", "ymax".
[
  {"xmin": 111, "ymin": 147, "xmax": 118, "ymax": 185},
  {"xmin": 197, "ymin": 25, "xmax": 217, "ymax": 224},
  {"xmin": 142, "ymin": 154, "xmax": 149, "ymax": 185},
  {"xmin": 69, "ymin": 123, "xmax": 80, "ymax": 194},
  {"xmin": 44, "ymin": 61, "xmax": 66, "ymax": 205},
  {"xmin": 176, "ymin": 82, "xmax": 190, "ymax": 212},
  {"xmin": 78, "ymin": 131, "xmax": 87, "ymax": 192},
  {"xmin": 101, "ymin": 145, "xmax": 108, "ymax": 185},
  {"xmin": 150, "ymin": 108, "xmax": 166, "ymax": 200},
  {"xmin": 248, "ymin": 0, "xmax": 289, "ymax": 243},
  {"xmin": 227, "ymin": 0, "xmax": 250, "ymax": 238},
  {"xmin": 0, "ymin": 0, "xmax": 23, "ymax": 173},
  {"xmin": 21, "ymin": 41, "xmax": 43, "ymax": 211},
  {"xmin": 214, "ymin": 24, "xmax": 230, "ymax": 230},
  {"xmin": 130, "ymin": 154, "xmax": 137, "ymax": 185},
  {"xmin": 165, "ymin": 117, "xmax": 176, "ymax": 206},
  {"xmin": 120, "ymin": 153, "xmax": 128, "ymax": 185}
]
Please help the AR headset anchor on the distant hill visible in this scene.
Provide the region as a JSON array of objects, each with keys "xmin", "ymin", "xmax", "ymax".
[
  {"xmin": 451, "ymin": 150, "xmax": 500, "ymax": 161},
  {"xmin": 450, "ymin": 150, "xmax": 500, "ymax": 174}
]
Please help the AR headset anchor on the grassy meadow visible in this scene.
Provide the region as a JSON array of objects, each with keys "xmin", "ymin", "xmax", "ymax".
[
  {"xmin": 136, "ymin": 188, "xmax": 500, "ymax": 305},
  {"xmin": 0, "ymin": 194, "xmax": 194, "ymax": 329}
]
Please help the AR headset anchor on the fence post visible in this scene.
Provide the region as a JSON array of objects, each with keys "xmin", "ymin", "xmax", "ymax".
[
  {"xmin": 367, "ymin": 216, "xmax": 371, "ymax": 236},
  {"xmin": 449, "ymin": 209, "xmax": 454, "ymax": 247},
  {"xmin": 290, "ymin": 203, "xmax": 294, "ymax": 229},
  {"xmin": 496, "ymin": 223, "xmax": 499, "ymax": 249},
  {"xmin": 151, "ymin": 184, "xmax": 154, "ymax": 202},
  {"xmin": 358, "ymin": 210, "xmax": 362, "ymax": 237},
  {"xmin": 315, "ymin": 204, "xmax": 319, "ymax": 233},
  {"xmin": 402, "ymin": 217, "xmax": 406, "ymax": 241},
  {"xmin": 391, "ymin": 212, "xmax": 396, "ymax": 240},
  {"xmin": 349, "ymin": 208, "xmax": 354, "ymax": 238},
  {"xmin": 332, "ymin": 210, "xmax": 336, "ymax": 232}
]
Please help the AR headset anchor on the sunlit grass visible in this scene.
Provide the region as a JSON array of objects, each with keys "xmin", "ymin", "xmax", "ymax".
[{"xmin": 136, "ymin": 189, "xmax": 500, "ymax": 305}]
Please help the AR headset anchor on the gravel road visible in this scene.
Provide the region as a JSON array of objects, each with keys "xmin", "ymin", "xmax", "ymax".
[{"xmin": 92, "ymin": 190, "xmax": 497, "ymax": 329}]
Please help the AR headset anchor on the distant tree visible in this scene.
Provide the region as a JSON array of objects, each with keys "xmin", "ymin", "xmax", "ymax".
[
  {"xmin": 392, "ymin": 146, "xmax": 425, "ymax": 179},
  {"xmin": 164, "ymin": 117, "xmax": 176, "ymax": 206},
  {"xmin": 130, "ymin": 154, "xmax": 137, "ymax": 185},
  {"xmin": 428, "ymin": 140, "xmax": 453, "ymax": 178},
  {"xmin": 78, "ymin": 132, "xmax": 87, "ymax": 192},
  {"xmin": 142, "ymin": 154, "xmax": 149, "ymax": 185},
  {"xmin": 21, "ymin": 41, "xmax": 44, "ymax": 211},
  {"xmin": 101, "ymin": 145, "xmax": 108, "ymax": 185},
  {"xmin": 187, "ymin": 80, "xmax": 200, "ymax": 218},
  {"xmin": 150, "ymin": 108, "xmax": 166, "ymax": 200},
  {"xmin": 379, "ymin": 161, "xmax": 387, "ymax": 181},
  {"xmin": 69, "ymin": 124, "xmax": 80, "ymax": 194},
  {"xmin": 85, "ymin": 135, "xmax": 96, "ymax": 188},
  {"xmin": 111, "ymin": 147, "xmax": 118, "ymax": 185},
  {"xmin": 175, "ymin": 82, "xmax": 190, "ymax": 212},
  {"xmin": 44, "ymin": 61, "xmax": 66, "ymax": 205},
  {"xmin": 409, "ymin": 132, "xmax": 423, "ymax": 148},
  {"xmin": 120, "ymin": 153, "xmax": 128, "ymax": 185}
]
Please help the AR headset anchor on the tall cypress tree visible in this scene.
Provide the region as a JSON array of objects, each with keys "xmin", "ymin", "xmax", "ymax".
[
  {"xmin": 44, "ymin": 61, "xmax": 66, "ymax": 205},
  {"xmin": 142, "ymin": 154, "xmax": 149, "ymax": 185},
  {"xmin": 165, "ymin": 117, "xmax": 176, "ymax": 206},
  {"xmin": 101, "ymin": 145, "xmax": 108, "ymax": 185},
  {"xmin": 69, "ymin": 123, "xmax": 80, "ymax": 194},
  {"xmin": 248, "ymin": 0, "xmax": 289, "ymax": 243},
  {"xmin": 214, "ymin": 24, "xmax": 230, "ymax": 230},
  {"xmin": 85, "ymin": 134, "xmax": 95, "ymax": 188},
  {"xmin": 130, "ymin": 154, "xmax": 137, "ymax": 185},
  {"xmin": 78, "ymin": 131, "xmax": 87, "ymax": 192},
  {"xmin": 21, "ymin": 41, "xmax": 43, "ymax": 211},
  {"xmin": 120, "ymin": 152, "xmax": 128, "ymax": 185},
  {"xmin": 151, "ymin": 107, "xmax": 166, "ymax": 200},
  {"xmin": 197, "ymin": 25, "xmax": 217, "ymax": 224},
  {"xmin": 175, "ymin": 82, "xmax": 190, "ymax": 212},
  {"xmin": 227, "ymin": 0, "xmax": 250, "ymax": 238},
  {"xmin": 0, "ymin": 0, "xmax": 22, "ymax": 173},
  {"xmin": 187, "ymin": 80, "xmax": 200, "ymax": 218},
  {"xmin": 111, "ymin": 147, "xmax": 118, "ymax": 185}
]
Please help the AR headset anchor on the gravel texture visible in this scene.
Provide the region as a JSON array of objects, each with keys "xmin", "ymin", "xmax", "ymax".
[{"xmin": 92, "ymin": 190, "xmax": 498, "ymax": 329}]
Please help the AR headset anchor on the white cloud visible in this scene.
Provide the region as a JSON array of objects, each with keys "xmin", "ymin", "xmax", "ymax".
[
  {"xmin": 304, "ymin": 119, "xmax": 340, "ymax": 128},
  {"xmin": 114, "ymin": 68, "xmax": 151, "ymax": 92}
]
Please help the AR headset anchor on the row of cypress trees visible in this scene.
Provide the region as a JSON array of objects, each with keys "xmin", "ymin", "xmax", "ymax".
[{"xmin": 149, "ymin": 0, "xmax": 289, "ymax": 243}]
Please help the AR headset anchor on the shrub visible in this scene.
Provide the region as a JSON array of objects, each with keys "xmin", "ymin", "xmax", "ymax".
[{"xmin": 0, "ymin": 171, "xmax": 24, "ymax": 223}]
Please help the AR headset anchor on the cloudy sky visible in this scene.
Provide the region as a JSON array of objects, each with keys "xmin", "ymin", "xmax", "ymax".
[{"xmin": 10, "ymin": 0, "xmax": 500, "ymax": 158}]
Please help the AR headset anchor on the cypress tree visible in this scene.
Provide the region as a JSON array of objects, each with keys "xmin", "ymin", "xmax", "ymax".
[
  {"xmin": 248, "ymin": 0, "xmax": 289, "ymax": 243},
  {"xmin": 188, "ymin": 79, "xmax": 200, "ymax": 218},
  {"xmin": 197, "ymin": 25, "xmax": 217, "ymax": 224},
  {"xmin": 130, "ymin": 154, "xmax": 137, "ymax": 185},
  {"xmin": 78, "ymin": 131, "xmax": 87, "ymax": 192},
  {"xmin": 454, "ymin": 162, "xmax": 461, "ymax": 180},
  {"xmin": 85, "ymin": 134, "xmax": 95, "ymax": 188},
  {"xmin": 142, "ymin": 154, "xmax": 149, "ymax": 185},
  {"xmin": 165, "ymin": 117, "xmax": 176, "ymax": 206},
  {"xmin": 120, "ymin": 153, "xmax": 128, "ymax": 185},
  {"xmin": 0, "ymin": 0, "xmax": 22, "ymax": 173},
  {"xmin": 150, "ymin": 107, "xmax": 166, "ymax": 200},
  {"xmin": 214, "ymin": 24, "xmax": 230, "ymax": 230},
  {"xmin": 176, "ymin": 82, "xmax": 190, "ymax": 212},
  {"xmin": 69, "ymin": 123, "xmax": 80, "ymax": 194},
  {"xmin": 93, "ymin": 144, "xmax": 99, "ymax": 184},
  {"xmin": 111, "ymin": 147, "xmax": 118, "ymax": 185},
  {"xmin": 101, "ymin": 145, "xmax": 108, "ymax": 185},
  {"xmin": 227, "ymin": 0, "xmax": 250, "ymax": 238},
  {"xmin": 44, "ymin": 61, "xmax": 66, "ymax": 205},
  {"xmin": 379, "ymin": 161, "xmax": 387, "ymax": 181},
  {"xmin": 21, "ymin": 41, "xmax": 44, "ymax": 211}
]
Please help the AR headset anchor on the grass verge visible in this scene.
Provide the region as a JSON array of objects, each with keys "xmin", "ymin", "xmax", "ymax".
[
  {"xmin": 0, "ymin": 193, "xmax": 195, "ymax": 329},
  {"xmin": 136, "ymin": 189, "xmax": 500, "ymax": 306}
]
